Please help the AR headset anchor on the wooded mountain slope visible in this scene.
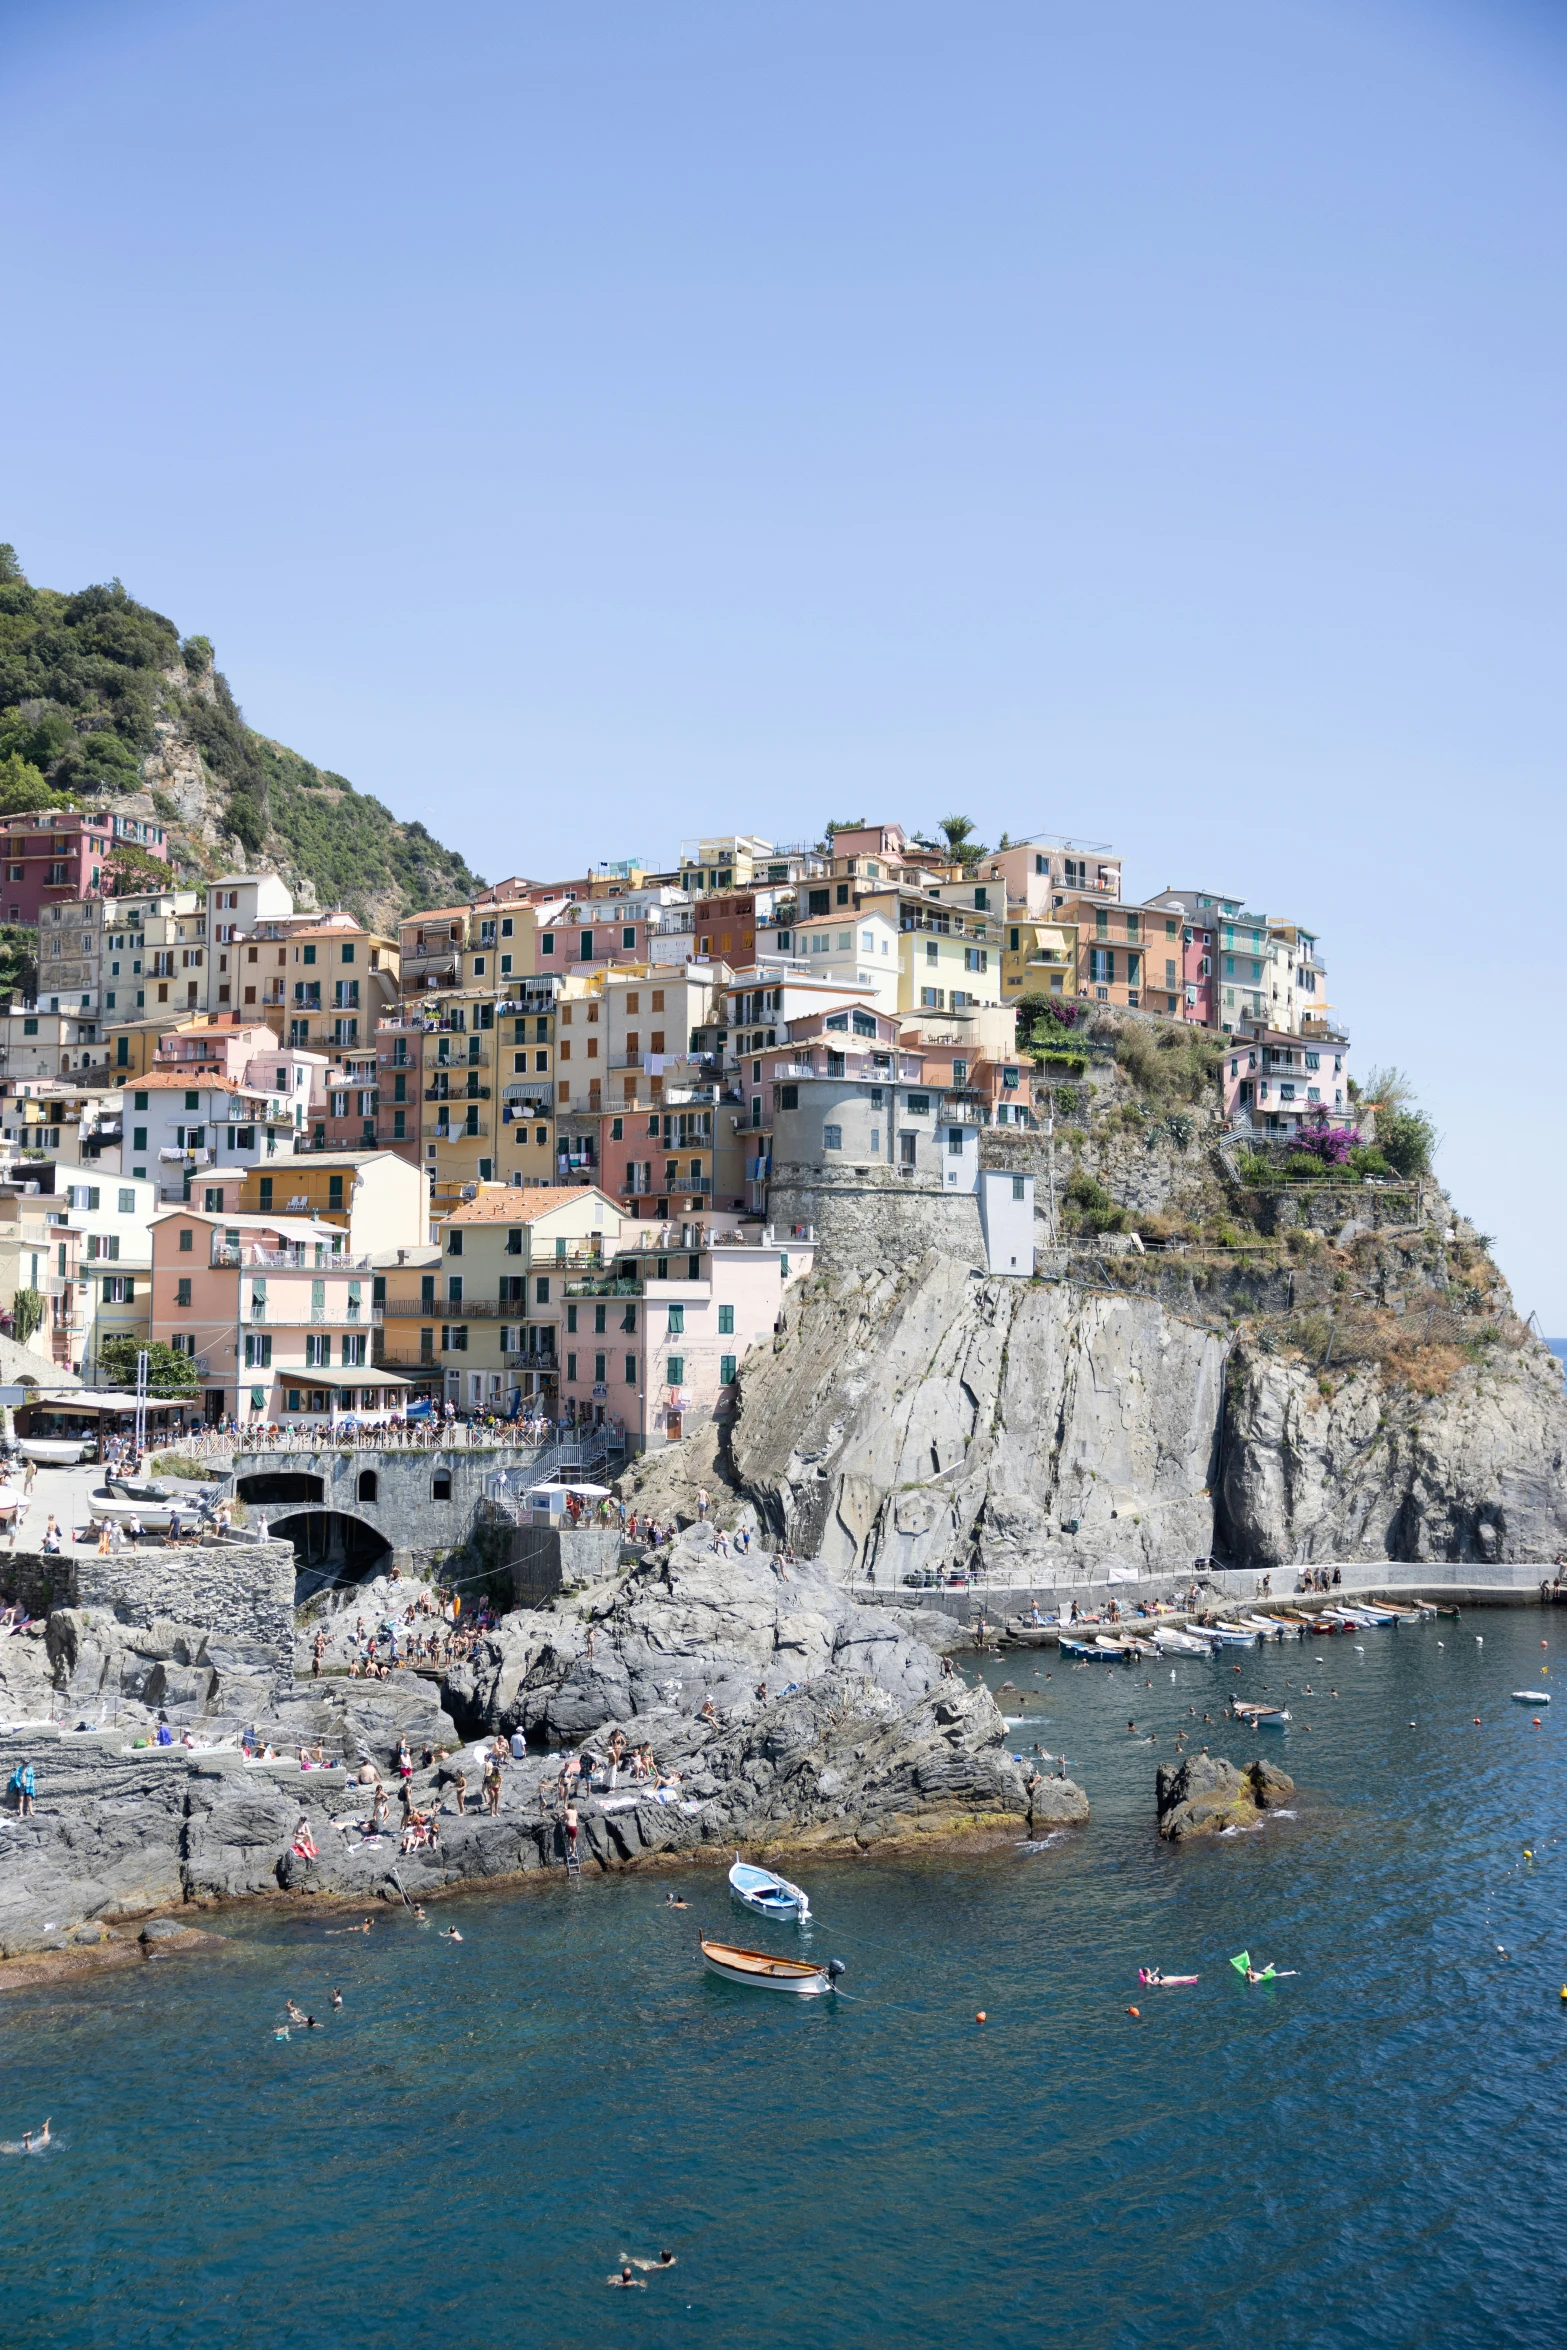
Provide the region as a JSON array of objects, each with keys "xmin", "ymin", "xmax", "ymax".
[{"xmin": 0, "ymin": 543, "xmax": 483, "ymax": 933}]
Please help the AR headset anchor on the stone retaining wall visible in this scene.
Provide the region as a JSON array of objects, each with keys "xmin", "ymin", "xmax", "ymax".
[
  {"xmin": 73, "ymin": 1538, "xmax": 297, "ymax": 1661},
  {"xmin": 767, "ymin": 1164, "xmax": 984, "ymax": 1270},
  {"xmin": 232, "ymin": 1444, "xmax": 547, "ymax": 1571}
]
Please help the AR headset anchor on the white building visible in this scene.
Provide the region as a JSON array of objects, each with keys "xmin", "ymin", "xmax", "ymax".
[{"xmin": 126, "ymin": 1073, "xmax": 301, "ymax": 1202}]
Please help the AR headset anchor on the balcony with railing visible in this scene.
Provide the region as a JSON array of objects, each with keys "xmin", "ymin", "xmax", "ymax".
[
  {"xmin": 426, "ymin": 1117, "xmax": 489, "ymax": 1140},
  {"xmin": 211, "ymin": 1243, "xmax": 373, "ymax": 1270},
  {"xmin": 380, "ymin": 1296, "xmax": 501, "ymax": 1319},
  {"xmin": 245, "ymin": 1302, "xmax": 384, "ymax": 1327}
]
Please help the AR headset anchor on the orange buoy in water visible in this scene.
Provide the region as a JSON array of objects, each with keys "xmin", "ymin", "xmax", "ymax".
[
  {"xmin": 1535, "ymin": 1719, "xmax": 1542, "ymax": 1727},
  {"xmin": 1128, "ymin": 2006, "xmax": 1141, "ymax": 2017},
  {"xmin": 975, "ymin": 2011, "xmax": 987, "ymax": 2024},
  {"xmin": 1474, "ymin": 1718, "xmax": 1482, "ymax": 1726}
]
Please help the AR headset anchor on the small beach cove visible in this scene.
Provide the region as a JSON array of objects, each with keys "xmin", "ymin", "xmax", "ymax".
[{"xmin": 3, "ymin": 1605, "xmax": 1564, "ymax": 2348}]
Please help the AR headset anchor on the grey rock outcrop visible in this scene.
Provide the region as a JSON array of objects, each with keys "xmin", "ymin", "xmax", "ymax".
[
  {"xmin": 728, "ymin": 1253, "xmax": 1225, "ymax": 1582},
  {"xmin": 502, "ymin": 1537, "xmax": 964, "ymax": 1742},
  {"xmin": 0, "ymin": 1526, "xmax": 1077, "ymax": 1956},
  {"xmin": 1219, "ymin": 1343, "xmax": 1567, "ymax": 1565},
  {"xmin": 1155, "ymin": 1753, "xmax": 1295, "ymax": 1841}
]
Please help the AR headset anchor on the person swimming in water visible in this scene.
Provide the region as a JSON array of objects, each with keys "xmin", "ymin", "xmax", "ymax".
[
  {"xmin": 286, "ymin": 2000, "xmax": 309, "ymax": 2025},
  {"xmin": 627, "ymin": 2251, "xmax": 678, "ymax": 2271},
  {"xmin": 664, "ymin": 1892, "xmax": 688, "ymax": 1909},
  {"xmin": 330, "ymin": 1989, "xmax": 343, "ymax": 2009},
  {"xmin": 608, "ymin": 2267, "xmax": 646, "ymax": 2289},
  {"xmin": 442, "ymin": 1928, "xmax": 463, "ymax": 1942}
]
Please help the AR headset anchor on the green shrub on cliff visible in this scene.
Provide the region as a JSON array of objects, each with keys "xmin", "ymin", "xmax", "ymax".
[
  {"xmin": 1359, "ymin": 1065, "xmax": 1438, "ymax": 1178},
  {"xmin": 1063, "ymin": 1168, "xmax": 1128, "ymax": 1235},
  {"xmin": 1112, "ymin": 1019, "xmax": 1225, "ymax": 1106}
]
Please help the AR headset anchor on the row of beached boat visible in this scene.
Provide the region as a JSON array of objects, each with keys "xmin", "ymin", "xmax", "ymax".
[{"xmin": 1055, "ymin": 1597, "xmax": 1438, "ymax": 1664}]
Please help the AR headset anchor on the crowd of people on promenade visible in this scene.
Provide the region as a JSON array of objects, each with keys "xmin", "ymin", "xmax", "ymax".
[{"xmin": 163, "ymin": 1399, "xmax": 630, "ymax": 1460}]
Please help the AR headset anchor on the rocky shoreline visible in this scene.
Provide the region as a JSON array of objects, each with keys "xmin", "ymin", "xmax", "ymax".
[{"xmin": 0, "ymin": 1525, "xmax": 1088, "ymax": 1971}]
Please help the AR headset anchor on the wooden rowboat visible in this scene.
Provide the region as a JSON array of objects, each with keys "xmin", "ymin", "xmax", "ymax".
[{"xmin": 700, "ymin": 1937, "xmax": 844, "ymax": 1996}]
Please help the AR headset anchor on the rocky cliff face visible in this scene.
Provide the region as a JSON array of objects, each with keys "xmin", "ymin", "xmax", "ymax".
[
  {"xmin": 727, "ymin": 1250, "xmax": 1226, "ymax": 1583},
  {"xmin": 1220, "ymin": 1340, "xmax": 1567, "ymax": 1565},
  {"xmin": 707, "ymin": 1224, "xmax": 1567, "ymax": 1578}
]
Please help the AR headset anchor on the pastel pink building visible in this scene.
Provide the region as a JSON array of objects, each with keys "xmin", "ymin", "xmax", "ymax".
[
  {"xmin": 150, "ymin": 1206, "xmax": 410, "ymax": 1426},
  {"xmin": 556, "ymin": 1227, "xmax": 814, "ymax": 1450},
  {"xmin": 1223, "ymin": 1029, "xmax": 1353, "ymax": 1138}
]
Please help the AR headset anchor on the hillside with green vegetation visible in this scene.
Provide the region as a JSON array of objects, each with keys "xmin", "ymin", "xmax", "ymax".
[{"xmin": 0, "ymin": 542, "xmax": 484, "ymax": 933}]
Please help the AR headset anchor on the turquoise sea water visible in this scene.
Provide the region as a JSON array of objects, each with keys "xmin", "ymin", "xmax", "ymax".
[{"xmin": 4, "ymin": 1609, "xmax": 1566, "ymax": 2349}]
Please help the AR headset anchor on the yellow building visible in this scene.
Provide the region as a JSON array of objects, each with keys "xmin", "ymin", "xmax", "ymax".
[
  {"xmin": 107, "ymin": 1015, "xmax": 184, "ymax": 1080},
  {"xmin": 273, "ymin": 918, "xmax": 396, "ymax": 1056},
  {"xmin": 372, "ymin": 1183, "xmax": 623, "ymax": 1412},
  {"xmin": 234, "ymin": 1150, "xmax": 426, "ymax": 1251},
  {"xmin": 1001, "ymin": 916, "xmax": 1078, "ymax": 1000},
  {"xmin": 852, "ymin": 883, "xmax": 1004, "ymax": 1015}
]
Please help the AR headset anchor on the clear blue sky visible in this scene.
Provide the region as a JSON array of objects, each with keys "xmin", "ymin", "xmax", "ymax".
[{"xmin": 4, "ymin": 0, "xmax": 1565, "ymax": 1317}]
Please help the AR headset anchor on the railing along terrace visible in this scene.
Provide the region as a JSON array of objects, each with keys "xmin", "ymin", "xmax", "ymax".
[{"xmin": 211, "ymin": 1244, "xmax": 372, "ymax": 1270}]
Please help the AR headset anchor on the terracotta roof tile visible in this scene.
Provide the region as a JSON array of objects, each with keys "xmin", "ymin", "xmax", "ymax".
[{"xmin": 447, "ymin": 1184, "xmax": 612, "ymax": 1226}]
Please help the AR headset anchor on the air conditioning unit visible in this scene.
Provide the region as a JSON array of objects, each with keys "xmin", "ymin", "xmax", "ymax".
[{"xmin": 460, "ymin": 1183, "xmax": 478, "ymax": 1201}]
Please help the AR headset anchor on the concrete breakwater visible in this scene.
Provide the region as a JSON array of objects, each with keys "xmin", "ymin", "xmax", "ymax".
[{"xmin": 852, "ymin": 1558, "xmax": 1560, "ymax": 1626}]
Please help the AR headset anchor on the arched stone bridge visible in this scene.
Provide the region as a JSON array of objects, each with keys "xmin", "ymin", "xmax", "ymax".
[{"xmin": 229, "ymin": 1445, "xmax": 543, "ymax": 1575}]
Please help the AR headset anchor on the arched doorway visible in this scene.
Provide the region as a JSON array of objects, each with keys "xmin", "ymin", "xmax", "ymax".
[{"xmin": 270, "ymin": 1509, "xmax": 393, "ymax": 1605}]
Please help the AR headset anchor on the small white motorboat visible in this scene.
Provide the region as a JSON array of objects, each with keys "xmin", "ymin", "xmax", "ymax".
[
  {"xmin": 18, "ymin": 1437, "xmax": 92, "ymax": 1466},
  {"xmin": 729, "ymin": 1855, "xmax": 811, "ymax": 1922},
  {"xmin": 700, "ymin": 1936, "xmax": 844, "ymax": 1996},
  {"xmin": 87, "ymin": 1480, "xmax": 200, "ymax": 1532},
  {"xmin": 1207, "ymin": 1623, "xmax": 1258, "ymax": 1647},
  {"xmin": 1511, "ymin": 1691, "xmax": 1551, "ymax": 1705},
  {"xmin": 1154, "ymin": 1625, "xmax": 1213, "ymax": 1655}
]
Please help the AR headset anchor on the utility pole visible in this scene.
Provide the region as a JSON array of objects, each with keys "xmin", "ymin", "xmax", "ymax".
[
  {"xmin": 1045, "ymin": 1115, "xmax": 1057, "ymax": 1244},
  {"xmin": 134, "ymin": 1346, "xmax": 148, "ymax": 1463}
]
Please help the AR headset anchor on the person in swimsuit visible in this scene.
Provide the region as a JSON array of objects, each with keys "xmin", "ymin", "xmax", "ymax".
[{"xmin": 608, "ymin": 2267, "xmax": 646, "ymax": 2289}]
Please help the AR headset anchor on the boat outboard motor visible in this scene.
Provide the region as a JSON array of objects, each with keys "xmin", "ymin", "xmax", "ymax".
[{"xmin": 826, "ymin": 1959, "xmax": 847, "ymax": 1987}]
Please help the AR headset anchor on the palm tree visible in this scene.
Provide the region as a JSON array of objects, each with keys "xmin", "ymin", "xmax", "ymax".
[{"xmin": 939, "ymin": 814, "xmax": 988, "ymax": 868}]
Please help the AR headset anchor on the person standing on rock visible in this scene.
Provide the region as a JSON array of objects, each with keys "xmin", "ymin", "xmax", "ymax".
[
  {"xmin": 696, "ymin": 1488, "xmax": 709, "ymax": 1519},
  {"xmin": 9, "ymin": 1757, "xmax": 34, "ymax": 1816}
]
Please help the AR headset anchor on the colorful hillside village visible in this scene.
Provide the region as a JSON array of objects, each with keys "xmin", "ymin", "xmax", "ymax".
[{"xmin": 0, "ymin": 818, "xmax": 1353, "ymax": 1448}]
